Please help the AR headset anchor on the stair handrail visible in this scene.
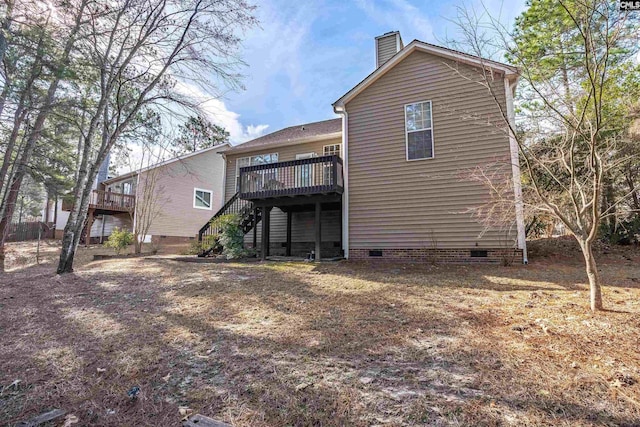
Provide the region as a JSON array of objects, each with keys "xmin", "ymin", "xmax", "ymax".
[{"xmin": 198, "ymin": 192, "xmax": 240, "ymax": 236}]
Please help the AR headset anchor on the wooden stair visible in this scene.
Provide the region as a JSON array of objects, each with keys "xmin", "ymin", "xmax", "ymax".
[{"xmin": 197, "ymin": 192, "xmax": 260, "ymax": 257}]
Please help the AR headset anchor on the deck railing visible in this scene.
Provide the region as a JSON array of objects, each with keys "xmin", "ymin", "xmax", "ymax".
[
  {"xmin": 61, "ymin": 190, "xmax": 135, "ymax": 212},
  {"xmin": 90, "ymin": 190, "xmax": 135, "ymax": 211},
  {"xmin": 239, "ymin": 154, "xmax": 344, "ymax": 199}
]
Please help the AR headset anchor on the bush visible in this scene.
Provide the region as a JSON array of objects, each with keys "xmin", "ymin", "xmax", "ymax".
[
  {"xmin": 105, "ymin": 227, "xmax": 134, "ymax": 254},
  {"xmin": 210, "ymin": 214, "xmax": 251, "ymax": 259},
  {"xmin": 184, "ymin": 235, "xmax": 220, "ymax": 255}
]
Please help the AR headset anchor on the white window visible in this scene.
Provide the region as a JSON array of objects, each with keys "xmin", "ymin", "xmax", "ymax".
[
  {"xmin": 323, "ymin": 144, "xmax": 341, "ymax": 157},
  {"xmin": 236, "ymin": 153, "xmax": 279, "ymax": 191},
  {"xmin": 122, "ymin": 181, "xmax": 133, "ymax": 195},
  {"xmin": 236, "ymin": 153, "xmax": 279, "ymax": 176},
  {"xmin": 405, "ymin": 101, "xmax": 434, "ymax": 160},
  {"xmin": 193, "ymin": 188, "xmax": 212, "ymax": 210}
]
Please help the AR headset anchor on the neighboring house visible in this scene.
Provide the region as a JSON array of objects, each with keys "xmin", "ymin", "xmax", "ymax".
[
  {"xmin": 44, "ymin": 154, "xmax": 111, "ymax": 240},
  {"xmin": 55, "ymin": 144, "xmax": 228, "ymax": 244},
  {"xmin": 198, "ymin": 31, "xmax": 527, "ymax": 264}
]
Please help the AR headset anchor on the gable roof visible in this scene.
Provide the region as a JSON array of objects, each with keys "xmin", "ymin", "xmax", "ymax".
[
  {"xmin": 103, "ymin": 142, "xmax": 230, "ymax": 184},
  {"xmin": 225, "ymin": 118, "xmax": 342, "ymax": 155},
  {"xmin": 333, "ymin": 40, "xmax": 519, "ymax": 109}
]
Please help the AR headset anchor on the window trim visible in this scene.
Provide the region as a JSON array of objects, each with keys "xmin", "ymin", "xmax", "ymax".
[
  {"xmin": 404, "ymin": 100, "xmax": 435, "ymax": 162},
  {"xmin": 323, "ymin": 143, "xmax": 342, "ymax": 157},
  {"xmin": 236, "ymin": 153, "xmax": 279, "ymax": 179},
  {"xmin": 193, "ymin": 187, "xmax": 213, "ymax": 210},
  {"xmin": 235, "ymin": 152, "xmax": 279, "ymax": 192}
]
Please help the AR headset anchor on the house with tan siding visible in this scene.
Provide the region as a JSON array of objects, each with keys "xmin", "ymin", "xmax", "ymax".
[
  {"xmin": 197, "ymin": 31, "xmax": 527, "ymax": 264},
  {"xmin": 71, "ymin": 31, "xmax": 526, "ymax": 262},
  {"xmin": 59, "ymin": 143, "xmax": 228, "ymax": 245}
]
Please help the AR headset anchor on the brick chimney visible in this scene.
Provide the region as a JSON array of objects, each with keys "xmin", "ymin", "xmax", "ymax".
[{"xmin": 375, "ymin": 31, "xmax": 403, "ymax": 68}]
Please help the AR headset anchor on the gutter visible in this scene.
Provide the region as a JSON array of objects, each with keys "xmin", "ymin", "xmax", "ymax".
[
  {"xmin": 220, "ymin": 151, "xmax": 228, "ymax": 203},
  {"xmin": 225, "ymin": 132, "xmax": 342, "ymax": 155},
  {"xmin": 504, "ymin": 75, "xmax": 528, "ymax": 264},
  {"xmin": 103, "ymin": 142, "xmax": 231, "ymax": 185},
  {"xmin": 333, "ymin": 104, "xmax": 349, "ymax": 259}
]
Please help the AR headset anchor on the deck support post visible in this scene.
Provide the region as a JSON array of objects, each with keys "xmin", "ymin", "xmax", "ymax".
[
  {"xmin": 315, "ymin": 202, "xmax": 321, "ymax": 262},
  {"xmin": 84, "ymin": 208, "xmax": 95, "ymax": 247},
  {"xmin": 339, "ymin": 198, "xmax": 343, "ymax": 257},
  {"xmin": 261, "ymin": 207, "xmax": 271, "ymax": 260},
  {"xmin": 286, "ymin": 211, "xmax": 292, "ymax": 257},
  {"xmin": 253, "ymin": 207, "xmax": 258, "ymax": 249}
]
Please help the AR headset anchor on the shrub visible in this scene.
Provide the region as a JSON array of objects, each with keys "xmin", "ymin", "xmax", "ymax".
[
  {"xmin": 210, "ymin": 214, "xmax": 250, "ymax": 259},
  {"xmin": 105, "ymin": 227, "xmax": 134, "ymax": 254},
  {"xmin": 184, "ymin": 235, "xmax": 220, "ymax": 255}
]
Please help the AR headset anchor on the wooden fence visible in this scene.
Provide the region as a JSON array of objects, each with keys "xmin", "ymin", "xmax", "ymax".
[{"xmin": 6, "ymin": 222, "xmax": 54, "ymax": 242}]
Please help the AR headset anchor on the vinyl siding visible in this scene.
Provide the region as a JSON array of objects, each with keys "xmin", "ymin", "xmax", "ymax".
[
  {"xmin": 377, "ymin": 35, "xmax": 398, "ymax": 66},
  {"xmin": 346, "ymin": 50, "xmax": 516, "ymax": 250},
  {"xmin": 225, "ymin": 138, "xmax": 342, "ymax": 244},
  {"xmin": 108, "ymin": 147, "xmax": 226, "ymax": 238},
  {"xmin": 89, "ymin": 213, "xmax": 131, "ymax": 239}
]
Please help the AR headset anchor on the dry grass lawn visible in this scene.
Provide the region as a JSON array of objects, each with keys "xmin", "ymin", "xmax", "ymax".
[{"xmin": 1, "ymin": 239, "xmax": 640, "ymax": 426}]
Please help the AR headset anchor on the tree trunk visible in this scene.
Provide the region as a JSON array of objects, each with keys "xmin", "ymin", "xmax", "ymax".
[
  {"xmin": 579, "ymin": 239, "xmax": 603, "ymax": 311},
  {"xmin": 0, "ymin": 1, "xmax": 87, "ymax": 272},
  {"xmin": 57, "ymin": 185, "xmax": 93, "ymax": 273}
]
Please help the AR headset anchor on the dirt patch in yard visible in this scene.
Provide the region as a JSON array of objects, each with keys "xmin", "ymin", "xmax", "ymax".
[{"xmin": 1, "ymin": 241, "xmax": 640, "ymax": 426}]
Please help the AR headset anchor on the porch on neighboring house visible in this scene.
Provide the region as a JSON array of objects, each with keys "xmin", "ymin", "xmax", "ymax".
[
  {"xmin": 62, "ymin": 189, "xmax": 135, "ymax": 244},
  {"xmin": 198, "ymin": 154, "xmax": 344, "ymax": 260}
]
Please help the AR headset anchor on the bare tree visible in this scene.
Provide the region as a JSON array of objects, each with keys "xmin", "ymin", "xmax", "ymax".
[
  {"xmin": 449, "ymin": 0, "xmax": 640, "ymax": 311},
  {"xmin": 128, "ymin": 145, "xmax": 171, "ymax": 255},
  {"xmin": 56, "ymin": 0, "xmax": 256, "ymax": 273}
]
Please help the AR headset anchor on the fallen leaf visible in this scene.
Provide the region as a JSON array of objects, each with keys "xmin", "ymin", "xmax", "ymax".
[
  {"xmin": 178, "ymin": 406, "xmax": 193, "ymax": 420},
  {"xmin": 62, "ymin": 414, "xmax": 79, "ymax": 427}
]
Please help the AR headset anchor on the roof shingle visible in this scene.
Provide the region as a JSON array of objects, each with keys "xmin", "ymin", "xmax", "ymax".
[{"xmin": 227, "ymin": 118, "xmax": 341, "ymax": 153}]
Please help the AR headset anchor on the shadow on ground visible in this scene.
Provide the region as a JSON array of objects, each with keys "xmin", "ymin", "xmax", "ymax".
[{"xmin": 1, "ymin": 254, "xmax": 640, "ymax": 426}]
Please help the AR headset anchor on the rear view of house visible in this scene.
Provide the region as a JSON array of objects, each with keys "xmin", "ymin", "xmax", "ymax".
[
  {"xmin": 335, "ymin": 32, "xmax": 526, "ymax": 263},
  {"xmin": 197, "ymin": 31, "xmax": 527, "ymax": 264}
]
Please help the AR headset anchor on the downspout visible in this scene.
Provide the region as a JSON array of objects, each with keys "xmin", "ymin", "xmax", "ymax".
[
  {"xmin": 504, "ymin": 75, "xmax": 528, "ymax": 264},
  {"xmin": 220, "ymin": 151, "xmax": 227, "ymax": 204},
  {"xmin": 333, "ymin": 105, "xmax": 349, "ymax": 259}
]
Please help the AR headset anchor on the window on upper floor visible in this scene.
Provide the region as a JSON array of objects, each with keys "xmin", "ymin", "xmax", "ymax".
[
  {"xmin": 236, "ymin": 153, "xmax": 279, "ymax": 191},
  {"xmin": 405, "ymin": 101, "xmax": 434, "ymax": 161},
  {"xmin": 236, "ymin": 153, "xmax": 279, "ymax": 177},
  {"xmin": 323, "ymin": 144, "xmax": 341, "ymax": 157},
  {"xmin": 193, "ymin": 188, "xmax": 212, "ymax": 210}
]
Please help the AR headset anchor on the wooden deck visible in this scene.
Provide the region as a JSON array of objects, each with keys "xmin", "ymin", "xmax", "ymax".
[
  {"xmin": 62, "ymin": 190, "xmax": 135, "ymax": 213},
  {"xmin": 89, "ymin": 189, "xmax": 135, "ymax": 212},
  {"xmin": 238, "ymin": 154, "xmax": 344, "ymax": 200}
]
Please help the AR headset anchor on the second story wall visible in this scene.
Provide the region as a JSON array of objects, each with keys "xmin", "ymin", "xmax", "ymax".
[
  {"xmin": 345, "ymin": 50, "xmax": 515, "ymax": 250},
  {"xmin": 106, "ymin": 146, "xmax": 226, "ymax": 238},
  {"xmin": 139, "ymin": 147, "xmax": 226, "ymax": 237}
]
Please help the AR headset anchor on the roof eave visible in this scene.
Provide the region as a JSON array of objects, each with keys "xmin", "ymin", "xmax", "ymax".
[
  {"xmin": 102, "ymin": 142, "xmax": 231, "ymax": 184},
  {"xmin": 224, "ymin": 131, "xmax": 343, "ymax": 155},
  {"xmin": 333, "ymin": 40, "xmax": 519, "ymax": 109}
]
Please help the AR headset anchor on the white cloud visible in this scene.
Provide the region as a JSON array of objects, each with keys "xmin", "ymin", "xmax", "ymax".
[{"xmin": 174, "ymin": 81, "xmax": 269, "ymax": 145}]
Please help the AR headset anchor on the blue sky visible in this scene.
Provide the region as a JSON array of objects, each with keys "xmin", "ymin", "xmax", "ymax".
[{"xmin": 203, "ymin": 0, "xmax": 528, "ymax": 144}]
